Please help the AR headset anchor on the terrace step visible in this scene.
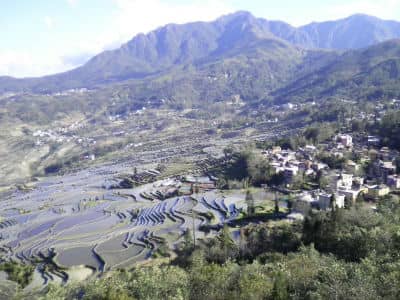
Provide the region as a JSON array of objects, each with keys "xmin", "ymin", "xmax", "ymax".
[{"xmin": 0, "ymin": 219, "xmax": 17, "ymax": 229}]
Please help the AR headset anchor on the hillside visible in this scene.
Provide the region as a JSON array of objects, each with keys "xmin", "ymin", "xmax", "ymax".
[
  {"xmin": 1, "ymin": 11, "xmax": 400, "ymax": 93},
  {"xmin": 0, "ymin": 12, "xmax": 280, "ymax": 92},
  {"xmin": 267, "ymin": 14, "xmax": 400, "ymax": 49},
  {"xmin": 1, "ymin": 12, "xmax": 400, "ymax": 182},
  {"xmin": 272, "ymin": 39, "xmax": 400, "ymax": 103}
]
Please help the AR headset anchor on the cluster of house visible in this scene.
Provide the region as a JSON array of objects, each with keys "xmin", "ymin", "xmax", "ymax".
[
  {"xmin": 51, "ymin": 88, "xmax": 90, "ymax": 97},
  {"xmin": 33, "ymin": 121, "xmax": 93, "ymax": 147},
  {"xmin": 178, "ymin": 175, "xmax": 217, "ymax": 195},
  {"xmin": 263, "ymin": 133, "xmax": 400, "ymax": 218},
  {"xmin": 263, "ymin": 144, "xmax": 326, "ymax": 185}
]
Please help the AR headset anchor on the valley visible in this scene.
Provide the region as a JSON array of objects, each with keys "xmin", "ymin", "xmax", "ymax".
[{"xmin": 1, "ymin": 9, "xmax": 400, "ymax": 300}]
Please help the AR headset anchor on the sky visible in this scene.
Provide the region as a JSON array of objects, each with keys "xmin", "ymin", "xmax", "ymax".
[{"xmin": 1, "ymin": 0, "xmax": 400, "ymax": 78}]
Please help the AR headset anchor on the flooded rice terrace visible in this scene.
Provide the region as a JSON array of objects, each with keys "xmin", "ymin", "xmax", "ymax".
[{"xmin": 0, "ymin": 163, "xmax": 245, "ymax": 284}]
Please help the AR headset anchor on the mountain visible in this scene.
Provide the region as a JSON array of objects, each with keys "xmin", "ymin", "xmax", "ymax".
[
  {"xmin": 0, "ymin": 11, "xmax": 283, "ymax": 93},
  {"xmin": 266, "ymin": 14, "xmax": 400, "ymax": 50},
  {"xmin": 1, "ymin": 11, "xmax": 400, "ymax": 93},
  {"xmin": 272, "ymin": 39, "xmax": 400, "ymax": 102},
  {"xmin": 2, "ymin": 11, "xmax": 400, "ymax": 186},
  {"xmin": 118, "ymin": 38, "xmax": 400, "ymax": 106}
]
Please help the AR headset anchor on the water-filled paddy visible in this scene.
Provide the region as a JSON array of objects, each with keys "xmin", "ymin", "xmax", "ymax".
[
  {"xmin": 55, "ymin": 246, "xmax": 102, "ymax": 270},
  {"xmin": 0, "ymin": 165, "xmax": 244, "ymax": 281}
]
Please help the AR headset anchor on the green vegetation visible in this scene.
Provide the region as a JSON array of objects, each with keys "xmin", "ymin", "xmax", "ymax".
[
  {"xmin": 0, "ymin": 262, "xmax": 34, "ymax": 288},
  {"xmin": 317, "ymin": 151, "xmax": 347, "ymax": 169},
  {"xmin": 303, "ymin": 123, "xmax": 336, "ymax": 144},
  {"xmin": 378, "ymin": 110, "xmax": 400, "ymax": 150},
  {"xmin": 274, "ymin": 40, "xmax": 400, "ymax": 103},
  {"xmin": 214, "ymin": 148, "xmax": 273, "ymax": 188}
]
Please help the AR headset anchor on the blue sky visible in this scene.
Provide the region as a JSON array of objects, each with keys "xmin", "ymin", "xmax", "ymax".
[{"xmin": 1, "ymin": 0, "xmax": 400, "ymax": 78}]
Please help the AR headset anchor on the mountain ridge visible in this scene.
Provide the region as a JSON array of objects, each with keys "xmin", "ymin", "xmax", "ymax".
[
  {"xmin": 1, "ymin": 11, "xmax": 400, "ymax": 93},
  {"xmin": 272, "ymin": 39, "xmax": 400, "ymax": 102}
]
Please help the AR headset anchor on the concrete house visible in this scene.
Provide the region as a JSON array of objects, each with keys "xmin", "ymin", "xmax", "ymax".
[
  {"xmin": 378, "ymin": 161, "xmax": 396, "ymax": 182},
  {"xmin": 336, "ymin": 173, "xmax": 353, "ymax": 190},
  {"xmin": 337, "ymin": 134, "xmax": 353, "ymax": 148},
  {"xmin": 317, "ymin": 192, "xmax": 345, "ymax": 210},
  {"xmin": 338, "ymin": 188, "xmax": 360, "ymax": 202},
  {"xmin": 284, "ymin": 166, "xmax": 299, "ymax": 183}
]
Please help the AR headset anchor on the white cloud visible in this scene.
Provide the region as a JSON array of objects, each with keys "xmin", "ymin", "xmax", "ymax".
[
  {"xmin": 44, "ymin": 16, "xmax": 54, "ymax": 28},
  {"xmin": 83, "ymin": 0, "xmax": 233, "ymax": 53},
  {"xmin": 108, "ymin": 0, "xmax": 233, "ymax": 44},
  {"xmin": 4, "ymin": 0, "xmax": 234, "ymax": 78},
  {"xmin": 0, "ymin": 51, "xmax": 74, "ymax": 78},
  {"xmin": 75, "ymin": 0, "xmax": 234, "ymax": 57},
  {"xmin": 66, "ymin": 0, "xmax": 78, "ymax": 7}
]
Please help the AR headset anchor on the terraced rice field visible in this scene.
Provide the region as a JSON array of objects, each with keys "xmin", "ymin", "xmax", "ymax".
[{"xmin": 0, "ymin": 165, "xmax": 245, "ymax": 285}]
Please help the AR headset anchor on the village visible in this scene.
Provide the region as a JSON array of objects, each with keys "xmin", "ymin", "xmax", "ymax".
[{"xmin": 260, "ymin": 132, "xmax": 400, "ymax": 220}]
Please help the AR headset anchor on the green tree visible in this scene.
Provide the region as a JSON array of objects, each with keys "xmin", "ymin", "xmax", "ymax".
[
  {"xmin": 271, "ymin": 272, "xmax": 289, "ymax": 300},
  {"xmin": 0, "ymin": 262, "xmax": 34, "ymax": 288},
  {"xmin": 330, "ymin": 194, "xmax": 336, "ymax": 210},
  {"xmin": 396, "ymin": 157, "xmax": 400, "ymax": 174},
  {"xmin": 274, "ymin": 192, "xmax": 280, "ymax": 215},
  {"xmin": 246, "ymin": 190, "xmax": 255, "ymax": 216},
  {"xmin": 223, "ymin": 146, "xmax": 234, "ymax": 161},
  {"xmin": 316, "ymin": 170, "xmax": 328, "ymax": 189}
]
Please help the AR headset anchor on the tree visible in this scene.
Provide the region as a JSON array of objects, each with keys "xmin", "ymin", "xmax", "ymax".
[
  {"xmin": 274, "ymin": 192, "xmax": 280, "ymax": 215},
  {"xmin": 356, "ymin": 192, "xmax": 365, "ymax": 203},
  {"xmin": 378, "ymin": 110, "xmax": 400, "ymax": 150},
  {"xmin": 184, "ymin": 229, "xmax": 194, "ymax": 252},
  {"xmin": 204, "ymin": 225, "xmax": 238, "ymax": 264},
  {"xmin": 304, "ymin": 123, "xmax": 335, "ymax": 144},
  {"xmin": 246, "ymin": 190, "xmax": 255, "ymax": 216},
  {"xmin": 344, "ymin": 196, "xmax": 353, "ymax": 209},
  {"xmin": 271, "ymin": 272, "xmax": 289, "ymax": 300},
  {"xmin": 316, "ymin": 170, "xmax": 329, "ymax": 189},
  {"xmin": 287, "ymin": 195, "xmax": 294, "ymax": 213},
  {"xmin": 222, "ymin": 148, "xmax": 274, "ymax": 187},
  {"xmin": 219, "ymin": 225, "xmax": 236, "ymax": 261},
  {"xmin": 330, "ymin": 194, "xmax": 336, "ymax": 210},
  {"xmin": 174, "ymin": 229, "xmax": 195, "ymax": 267},
  {"xmin": 291, "ymin": 173, "xmax": 305, "ymax": 190},
  {"xmin": 0, "ymin": 262, "xmax": 34, "ymax": 288},
  {"xmin": 269, "ymin": 172, "xmax": 285, "ymax": 186},
  {"xmin": 223, "ymin": 146, "xmax": 234, "ymax": 161},
  {"xmin": 396, "ymin": 157, "xmax": 400, "ymax": 175}
]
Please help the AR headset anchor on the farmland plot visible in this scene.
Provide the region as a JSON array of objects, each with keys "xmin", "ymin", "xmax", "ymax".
[{"xmin": 0, "ymin": 165, "xmax": 243, "ymax": 285}]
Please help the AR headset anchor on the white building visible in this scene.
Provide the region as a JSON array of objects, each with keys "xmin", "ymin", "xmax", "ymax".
[
  {"xmin": 297, "ymin": 192, "xmax": 317, "ymax": 205},
  {"xmin": 336, "ymin": 173, "xmax": 353, "ymax": 190},
  {"xmin": 318, "ymin": 193, "xmax": 345, "ymax": 210},
  {"xmin": 337, "ymin": 134, "xmax": 353, "ymax": 148},
  {"xmin": 337, "ymin": 188, "xmax": 360, "ymax": 202}
]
